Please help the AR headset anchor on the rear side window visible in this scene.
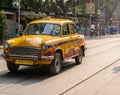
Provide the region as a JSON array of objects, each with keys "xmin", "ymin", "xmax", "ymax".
[
  {"xmin": 70, "ymin": 24, "xmax": 77, "ymax": 34},
  {"xmin": 62, "ymin": 24, "xmax": 70, "ymax": 35}
]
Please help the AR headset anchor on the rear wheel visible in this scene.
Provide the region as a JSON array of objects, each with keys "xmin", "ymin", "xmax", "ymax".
[
  {"xmin": 75, "ymin": 48, "xmax": 83, "ymax": 65},
  {"xmin": 49, "ymin": 53, "xmax": 62, "ymax": 75},
  {"xmin": 7, "ymin": 62, "xmax": 19, "ymax": 72}
]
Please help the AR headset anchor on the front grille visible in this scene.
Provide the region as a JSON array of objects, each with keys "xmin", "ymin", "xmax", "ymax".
[{"xmin": 10, "ymin": 46, "xmax": 41, "ymax": 56}]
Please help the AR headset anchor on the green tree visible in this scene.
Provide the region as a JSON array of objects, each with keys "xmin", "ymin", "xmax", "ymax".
[
  {"xmin": 0, "ymin": 10, "xmax": 6, "ymax": 44},
  {"xmin": 0, "ymin": 0, "xmax": 119, "ymax": 21},
  {"xmin": 98, "ymin": 0, "xmax": 119, "ymax": 25},
  {"xmin": 55, "ymin": 0, "xmax": 74, "ymax": 17},
  {"xmin": 0, "ymin": 0, "xmax": 13, "ymax": 8}
]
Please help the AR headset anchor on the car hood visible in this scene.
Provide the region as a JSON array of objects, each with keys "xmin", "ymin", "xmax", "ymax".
[{"xmin": 7, "ymin": 35, "xmax": 59, "ymax": 47}]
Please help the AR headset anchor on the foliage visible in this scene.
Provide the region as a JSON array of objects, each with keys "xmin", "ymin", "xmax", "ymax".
[
  {"xmin": 0, "ymin": 0, "xmax": 13, "ymax": 8},
  {"xmin": 0, "ymin": 10, "xmax": 6, "ymax": 44},
  {"xmin": 0, "ymin": 0, "xmax": 119, "ymax": 20},
  {"xmin": 0, "ymin": 10, "xmax": 6, "ymax": 27},
  {"xmin": 98, "ymin": 0, "xmax": 119, "ymax": 25}
]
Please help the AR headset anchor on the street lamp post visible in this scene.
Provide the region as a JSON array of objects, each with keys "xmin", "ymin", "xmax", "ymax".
[
  {"xmin": 74, "ymin": 0, "xmax": 77, "ymax": 18},
  {"xmin": 18, "ymin": 0, "xmax": 21, "ymax": 33},
  {"xmin": 89, "ymin": 0, "xmax": 92, "ymax": 29},
  {"xmin": 13, "ymin": 0, "xmax": 21, "ymax": 33},
  {"xmin": 74, "ymin": 0, "xmax": 77, "ymax": 23},
  {"xmin": 119, "ymin": 10, "xmax": 120, "ymax": 33},
  {"xmin": 97, "ymin": 0, "xmax": 100, "ymax": 36}
]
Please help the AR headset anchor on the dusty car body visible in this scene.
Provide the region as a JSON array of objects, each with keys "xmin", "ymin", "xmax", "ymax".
[{"xmin": 1, "ymin": 17, "xmax": 86, "ymax": 74}]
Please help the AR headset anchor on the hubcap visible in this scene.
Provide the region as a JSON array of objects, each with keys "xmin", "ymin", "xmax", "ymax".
[
  {"xmin": 79, "ymin": 50, "xmax": 83, "ymax": 62},
  {"xmin": 55, "ymin": 58, "xmax": 61, "ymax": 72}
]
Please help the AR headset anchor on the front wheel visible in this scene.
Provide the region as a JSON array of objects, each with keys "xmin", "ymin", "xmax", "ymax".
[
  {"xmin": 75, "ymin": 48, "xmax": 84, "ymax": 65},
  {"xmin": 49, "ymin": 53, "xmax": 62, "ymax": 75},
  {"xmin": 7, "ymin": 62, "xmax": 19, "ymax": 72}
]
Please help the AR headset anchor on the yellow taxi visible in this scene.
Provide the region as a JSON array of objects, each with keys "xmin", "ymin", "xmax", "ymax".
[{"xmin": 1, "ymin": 17, "xmax": 85, "ymax": 75}]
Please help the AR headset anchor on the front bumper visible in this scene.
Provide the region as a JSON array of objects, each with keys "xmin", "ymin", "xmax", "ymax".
[{"xmin": 1, "ymin": 54, "xmax": 54, "ymax": 61}]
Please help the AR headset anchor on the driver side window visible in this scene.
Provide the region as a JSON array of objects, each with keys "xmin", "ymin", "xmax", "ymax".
[{"xmin": 70, "ymin": 24, "xmax": 77, "ymax": 34}]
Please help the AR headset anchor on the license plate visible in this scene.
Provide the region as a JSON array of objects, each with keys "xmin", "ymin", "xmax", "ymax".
[{"xmin": 15, "ymin": 60, "xmax": 34, "ymax": 65}]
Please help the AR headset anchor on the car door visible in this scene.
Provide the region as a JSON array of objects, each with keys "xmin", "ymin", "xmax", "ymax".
[
  {"xmin": 69, "ymin": 23, "xmax": 80, "ymax": 56},
  {"xmin": 61, "ymin": 23, "xmax": 74, "ymax": 59}
]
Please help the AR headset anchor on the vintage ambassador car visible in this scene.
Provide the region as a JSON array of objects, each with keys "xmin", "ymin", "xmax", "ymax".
[{"xmin": 1, "ymin": 17, "xmax": 85, "ymax": 75}]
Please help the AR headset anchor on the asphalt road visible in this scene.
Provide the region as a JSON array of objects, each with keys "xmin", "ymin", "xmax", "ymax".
[{"xmin": 0, "ymin": 34, "xmax": 120, "ymax": 95}]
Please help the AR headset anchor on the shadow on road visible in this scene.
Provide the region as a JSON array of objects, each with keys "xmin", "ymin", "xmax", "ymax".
[{"xmin": 0, "ymin": 62, "xmax": 77, "ymax": 86}]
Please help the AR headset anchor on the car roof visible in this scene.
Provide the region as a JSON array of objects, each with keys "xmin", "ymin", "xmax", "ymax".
[{"xmin": 29, "ymin": 16, "xmax": 74, "ymax": 25}]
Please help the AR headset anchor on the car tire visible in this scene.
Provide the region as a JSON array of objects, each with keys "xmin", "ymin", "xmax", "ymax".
[
  {"xmin": 75, "ymin": 48, "xmax": 83, "ymax": 65},
  {"xmin": 49, "ymin": 52, "xmax": 62, "ymax": 75},
  {"xmin": 7, "ymin": 62, "xmax": 19, "ymax": 72}
]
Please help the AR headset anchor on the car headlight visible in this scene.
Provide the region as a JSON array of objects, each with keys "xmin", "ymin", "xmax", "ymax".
[
  {"xmin": 4, "ymin": 42, "xmax": 10, "ymax": 49},
  {"xmin": 41, "ymin": 43, "xmax": 48, "ymax": 50}
]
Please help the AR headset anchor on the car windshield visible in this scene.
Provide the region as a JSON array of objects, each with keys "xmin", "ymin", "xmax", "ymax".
[{"xmin": 24, "ymin": 23, "xmax": 60, "ymax": 36}]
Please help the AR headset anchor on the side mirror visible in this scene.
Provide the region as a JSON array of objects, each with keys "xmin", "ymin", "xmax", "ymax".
[
  {"xmin": 16, "ymin": 31, "xmax": 23, "ymax": 37},
  {"xmin": 19, "ymin": 32, "xmax": 23, "ymax": 36}
]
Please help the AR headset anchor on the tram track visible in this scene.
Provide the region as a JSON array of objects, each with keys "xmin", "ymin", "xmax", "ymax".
[
  {"xmin": 85, "ymin": 38, "xmax": 120, "ymax": 57},
  {"xmin": 59, "ymin": 37, "xmax": 120, "ymax": 95},
  {"xmin": 60, "ymin": 58, "xmax": 120, "ymax": 95},
  {"xmin": 86, "ymin": 44, "xmax": 120, "ymax": 58},
  {"xmin": 86, "ymin": 39, "xmax": 120, "ymax": 49}
]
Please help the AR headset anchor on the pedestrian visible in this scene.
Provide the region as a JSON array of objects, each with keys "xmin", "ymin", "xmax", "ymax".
[{"xmin": 90, "ymin": 23, "xmax": 97, "ymax": 38}]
